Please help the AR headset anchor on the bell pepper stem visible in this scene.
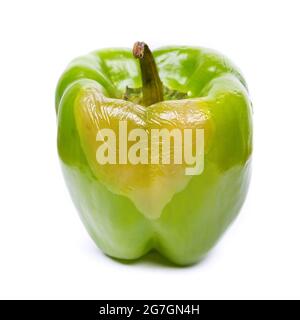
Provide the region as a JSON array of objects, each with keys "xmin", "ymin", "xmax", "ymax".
[{"xmin": 133, "ymin": 42, "xmax": 164, "ymax": 106}]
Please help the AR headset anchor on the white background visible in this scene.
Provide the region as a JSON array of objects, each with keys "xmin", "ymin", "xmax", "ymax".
[{"xmin": 0, "ymin": 0, "xmax": 299, "ymax": 300}]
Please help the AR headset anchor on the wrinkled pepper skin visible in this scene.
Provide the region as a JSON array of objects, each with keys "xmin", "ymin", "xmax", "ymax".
[{"xmin": 56, "ymin": 46, "xmax": 252, "ymax": 265}]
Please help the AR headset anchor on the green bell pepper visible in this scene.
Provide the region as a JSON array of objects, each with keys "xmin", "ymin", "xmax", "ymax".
[{"xmin": 56, "ymin": 42, "xmax": 252, "ymax": 265}]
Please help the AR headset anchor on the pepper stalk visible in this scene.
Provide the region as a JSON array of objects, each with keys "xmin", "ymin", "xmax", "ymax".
[{"xmin": 133, "ymin": 42, "xmax": 164, "ymax": 106}]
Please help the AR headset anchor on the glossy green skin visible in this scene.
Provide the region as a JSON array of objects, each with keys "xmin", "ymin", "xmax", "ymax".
[{"xmin": 56, "ymin": 47, "xmax": 252, "ymax": 265}]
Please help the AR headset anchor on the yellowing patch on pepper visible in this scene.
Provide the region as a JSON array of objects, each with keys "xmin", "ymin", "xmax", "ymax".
[{"xmin": 75, "ymin": 86, "xmax": 213, "ymax": 219}]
